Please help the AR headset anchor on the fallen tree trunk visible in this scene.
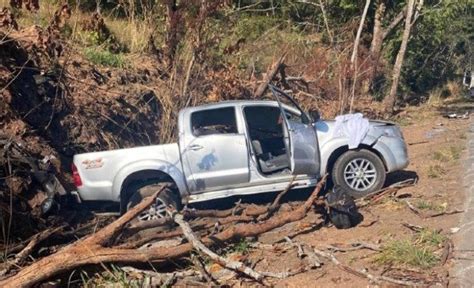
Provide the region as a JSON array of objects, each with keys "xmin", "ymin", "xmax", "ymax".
[
  {"xmin": 254, "ymin": 53, "xmax": 287, "ymax": 98},
  {"xmin": 0, "ymin": 176, "xmax": 327, "ymax": 287}
]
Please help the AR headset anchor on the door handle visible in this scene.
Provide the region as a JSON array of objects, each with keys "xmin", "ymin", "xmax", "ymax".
[{"xmin": 189, "ymin": 144, "xmax": 204, "ymax": 151}]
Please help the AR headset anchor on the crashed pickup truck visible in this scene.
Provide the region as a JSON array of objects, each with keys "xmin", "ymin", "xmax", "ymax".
[{"xmin": 72, "ymin": 86, "xmax": 408, "ymax": 220}]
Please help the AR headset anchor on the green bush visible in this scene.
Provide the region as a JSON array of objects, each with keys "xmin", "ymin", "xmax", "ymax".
[{"xmin": 83, "ymin": 48, "xmax": 126, "ymax": 68}]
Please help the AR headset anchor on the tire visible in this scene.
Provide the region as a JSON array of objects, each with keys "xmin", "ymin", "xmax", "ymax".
[
  {"xmin": 331, "ymin": 149, "xmax": 386, "ymax": 199},
  {"xmin": 126, "ymin": 183, "xmax": 181, "ymax": 221}
]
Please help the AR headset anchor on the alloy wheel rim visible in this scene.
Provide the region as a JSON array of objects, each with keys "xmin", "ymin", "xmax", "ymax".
[
  {"xmin": 343, "ymin": 158, "xmax": 377, "ymax": 191},
  {"xmin": 138, "ymin": 198, "xmax": 168, "ymax": 221}
]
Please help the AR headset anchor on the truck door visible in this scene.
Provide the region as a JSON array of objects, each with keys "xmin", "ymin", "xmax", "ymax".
[
  {"xmin": 179, "ymin": 106, "xmax": 250, "ymax": 193},
  {"xmin": 269, "ymin": 85, "xmax": 320, "ymax": 176}
]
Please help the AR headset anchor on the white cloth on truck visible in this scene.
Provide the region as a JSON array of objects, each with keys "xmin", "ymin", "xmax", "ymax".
[{"xmin": 333, "ymin": 113, "xmax": 370, "ymax": 149}]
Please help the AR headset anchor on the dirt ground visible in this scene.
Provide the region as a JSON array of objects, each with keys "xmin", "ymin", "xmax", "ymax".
[{"xmin": 221, "ymin": 102, "xmax": 472, "ymax": 287}]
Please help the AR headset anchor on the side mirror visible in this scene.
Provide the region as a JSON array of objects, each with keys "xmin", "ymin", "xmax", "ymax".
[{"xmin": 309, "ymin": 110, "xmax": 321, "ymax": 123}]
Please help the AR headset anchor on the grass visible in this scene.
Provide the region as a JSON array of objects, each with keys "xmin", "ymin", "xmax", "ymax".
[
  {"xmin": 375, "ymin": 229, "xmax": 445, "ymax": 268},
  {"xmin": 81, "ymin": 265, "xmax": 141, "ymax": 287},
  {"xmin": 416, "ymin": 229, "xmax": 447, "ymax": 246},
  {"xmin": 432, "ymin": 146, "xmax": 463, "ymax": 162},
  {"xmin": 427, "ymin": 163, "xmax": 446, "ymax": 178},
  {"xmin": 375, "ymin": 240, "xmax": 438, "ymax": 268},
  {"xmin": 83, "ymin": 47, "xmax": 126, "ymax": 68},
  {"xmin": 415, "ymin": 200, "xmax": 446, "ymax": 212}
]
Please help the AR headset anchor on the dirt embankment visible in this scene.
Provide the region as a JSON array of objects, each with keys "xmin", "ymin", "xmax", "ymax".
[{"xmin": 0, "ymin": 9, "xmax": 166, "ymax": 239}]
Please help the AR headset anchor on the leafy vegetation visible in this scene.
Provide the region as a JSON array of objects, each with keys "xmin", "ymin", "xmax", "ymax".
[{"xmin": 83, "ymin": 47, "xmax": 126, "ymax": 68}]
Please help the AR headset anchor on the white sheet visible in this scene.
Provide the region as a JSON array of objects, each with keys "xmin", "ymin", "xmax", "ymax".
[{"xmin": 333, "ymin": 113, "xmax": 370, "ymax": 149}]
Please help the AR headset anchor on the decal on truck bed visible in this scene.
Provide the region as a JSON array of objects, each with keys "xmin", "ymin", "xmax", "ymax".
[{"xmin": 82, "ymin": 158, "xmax": 104, "ymax": 169}]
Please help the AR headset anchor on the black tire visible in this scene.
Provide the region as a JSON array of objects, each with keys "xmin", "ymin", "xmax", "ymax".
[
  {"xmin": 126, "ymin": 183, "xmax": 181, "ymax": 220},
  {"xmin": 331, "ymin": 149, "xmax": 386, "ymax": 199}
]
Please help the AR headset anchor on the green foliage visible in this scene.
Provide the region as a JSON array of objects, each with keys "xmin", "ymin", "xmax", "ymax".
[
  {"xmin": 83, "ymin": 47, "xmax": 126, "ymax": 68},
  {"xmin": 389, "ymin": 0, "xmax": 473, "ymax": 97},
  {"xmin": 228, "ymin": 238, "xmax": 251, "ymax": 255}
]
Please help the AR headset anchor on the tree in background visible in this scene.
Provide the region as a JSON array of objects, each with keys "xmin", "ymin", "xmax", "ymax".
[{"xmin": 383, "ymin": 0, "xmax": 416, "ymax": 112}]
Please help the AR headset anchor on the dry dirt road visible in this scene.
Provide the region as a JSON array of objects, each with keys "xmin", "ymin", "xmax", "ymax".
[{"xmin": 225, "ymin": 102, "xmax": 473, "ymax": 287}]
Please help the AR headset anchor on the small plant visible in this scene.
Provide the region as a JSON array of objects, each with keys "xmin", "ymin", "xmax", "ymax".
[
  {"xmin": 81, "ymin": 265, "xmax": 141, "ymax": 287},
  {"xmin": 375, "ymin": 229, "xmax": 447, "ymax": 269},
  {"xmin": 415, "ymin": 200, "xmax": 446, "ymax": 212},
  {"xmin": 427, "ymin": 164, "xmax": 446, "ymax": 178},
  {"xmin": 432, "ymin": 146, "xmax": 462, "ymax": 162},
  {"xmin": 416, "ymin": 229, "xmax": 447, "ymax": 246},
  {"xmin": 232, "ymin": 238, "xmax": 251, "ymax": 254},
  {"xmin": 375, "ymin": 240, "xmax": 438, "ymax": 268},
  {"xmin": 83, "ymin": 48, "xmax": 126, "ymax": 68}
]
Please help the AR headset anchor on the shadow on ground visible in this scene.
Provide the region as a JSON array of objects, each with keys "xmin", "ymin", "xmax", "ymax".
[{"xmin": 385, "ymin": 170, "xmax": 418, "ymax": 186}]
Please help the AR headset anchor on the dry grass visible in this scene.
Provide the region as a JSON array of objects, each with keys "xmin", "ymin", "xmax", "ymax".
[{"xmin": 432, "ymin": 146, "xmax": 463, "ymax": 162}]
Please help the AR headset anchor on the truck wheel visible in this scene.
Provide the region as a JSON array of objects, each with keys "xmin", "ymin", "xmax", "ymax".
[
  {"xmin": 332, "ymin": 149, "xmax": 386, "ymax": 199},
  {"xmin": 126, "ymin": 183, "xmax": 181, "ymax": 221}
]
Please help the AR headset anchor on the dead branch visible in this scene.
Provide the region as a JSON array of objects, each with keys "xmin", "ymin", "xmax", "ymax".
[
  {"xmin": 172, "ymin": 212, "xmax": 268, "ymax": 284},
  {"xmin": 0, "ymin": 225, "xmax": 65, "ymax": 277},
  {"xmin": 0, "ymin": 185, "xmax": 166, "ymax": 288},
  {"xmin": 191, "ymin": 254, "xmax": 217, "ymax": 285},
  {"xmin": 405, "ymin": 201, "xmax": 463, "ymax": 218},
  {"xmin": 312, "ymin": 247, "xmax": 425, "ymax": 286},
  {"xmin": 254, "ymin": 53, "xmax": 287, "ymax": 98},
  {"xmin": 326, "ymin": 242, "xmax": 381, "ymax": 252},
  {"xmin": 405, "ymin": 200, "xmax": 422, "ymax": 217},
  {"xmin": 356, "ymin": 178, "xmax": 416, "ymax": 206},
  {"xmin": 428, "ymin": 209, "xmax": 464, "ymax": 218},
  {"xmin": 285, "ymin": 237, "xmax": 322, "ymax": 268},
  {"xmin": 402, "ymin": 222, "xmax": 424, "ymax": 232},
  {"xmin": 440, "ymin": 239, "xmax": 453, "ymax": 266},
  {"xmin": 258, "ymin": 175, "xmax": 296, "ymax": 221},
  {"xmin": 1, "ymin": 177, "xmax": 327, "ymax": 287}
]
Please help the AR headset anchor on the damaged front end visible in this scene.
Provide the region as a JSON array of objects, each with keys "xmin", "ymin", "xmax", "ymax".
[{"xmin": 1, "ymin": 138, "xmax": 68, "ymax": 216}]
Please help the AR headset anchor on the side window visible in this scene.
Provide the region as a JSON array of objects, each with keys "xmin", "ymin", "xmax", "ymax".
[{"xmin": 191, "ymin": 107, "xmax": 238, "ymax": 137}]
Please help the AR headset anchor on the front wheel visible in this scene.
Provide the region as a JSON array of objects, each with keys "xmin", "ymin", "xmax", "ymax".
[
  {"xmin": 126, "ymin": 183, "xmax": 181, "ymax": 221},
  {"xmin": 332, "ymin": 149, "xmax": 386, "ymax": 198}
]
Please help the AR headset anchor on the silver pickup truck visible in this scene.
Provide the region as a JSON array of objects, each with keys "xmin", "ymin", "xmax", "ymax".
[{"xmin": 72, "ymin": 86, "xmax": 408, "ymax": 220}]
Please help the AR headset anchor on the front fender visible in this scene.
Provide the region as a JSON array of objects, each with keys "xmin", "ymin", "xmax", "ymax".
[
  {"xmin": 319, "ymin": 134, "xmax": 380, "ymax": 174},
  {"xmin": 112, "ymin": 159, "xmax": 187, "ymax": 201}
]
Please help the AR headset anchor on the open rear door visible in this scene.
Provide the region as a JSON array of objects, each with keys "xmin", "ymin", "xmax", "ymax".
[{"xmin": 269, "ymin": 85, "xmax": 320, "ymax": 176}]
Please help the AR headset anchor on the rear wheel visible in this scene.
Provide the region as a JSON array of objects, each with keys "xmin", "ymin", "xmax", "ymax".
[
  {"xmin": 126, "ymin": 183, "xmax": 181, "ymax": 221},
  {"xmin": 332, "ymin": 149, "xmax": 386, "ymax": 198}
]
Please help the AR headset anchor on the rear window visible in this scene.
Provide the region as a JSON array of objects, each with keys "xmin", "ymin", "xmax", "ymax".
[{"xmin": 191, "ymin": 107, "xmax": 238, "ymax": 136}]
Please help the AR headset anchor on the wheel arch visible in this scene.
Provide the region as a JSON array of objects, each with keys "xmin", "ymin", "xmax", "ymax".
[
  {"xmin": 324, "ymin": 144, "xmax": 388, "ymax": 176},
  {"xmin": 119, "ymin": 169, "xmax": 181, "ymax": 214},
  {"xmin": 112, "ymin": 160, "xmax": 187, "ymax": 213}
]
